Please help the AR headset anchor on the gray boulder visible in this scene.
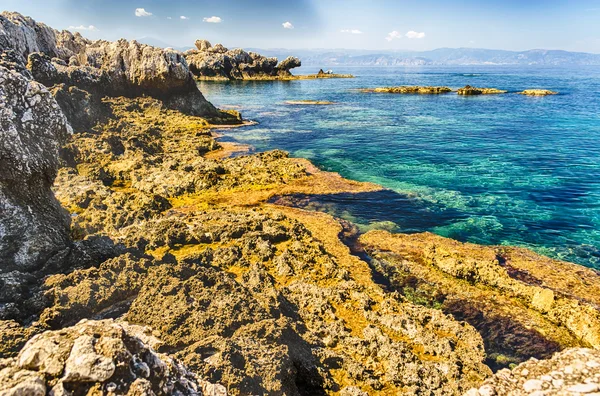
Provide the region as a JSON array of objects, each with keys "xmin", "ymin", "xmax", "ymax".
[
  {"xmin": 0, "ymin": 319, "xmax": 227, "ymax": 395},
  {"xmin": 0, "ymin": 65, "xmax": 71, "ymax": 273}
]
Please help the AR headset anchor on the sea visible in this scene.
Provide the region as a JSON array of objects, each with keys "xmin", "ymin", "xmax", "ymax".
[{"xmin": 197, "ymin": 65, "xmax": 600, "ymax": 269}]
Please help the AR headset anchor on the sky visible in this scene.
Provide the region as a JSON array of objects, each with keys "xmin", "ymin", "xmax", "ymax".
[{"xmin": 1, "ymin": 0, "xmax": 600, "ymax": 53}]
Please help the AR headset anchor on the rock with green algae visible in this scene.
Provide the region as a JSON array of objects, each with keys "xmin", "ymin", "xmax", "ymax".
[
  {"xmin": 520, "ymin": 89, "xmax": 558, "ymax": 96},
  {"xmin": 457, "ymin": 85, "xmax": 507, "ymax": 95},
  {"xmin": 360, "ymin": 230, "xmax": 600, "ymax": 370},
  {"xmin": 363, "ymin": 86, "xmax": 453, "ymax": 94}
]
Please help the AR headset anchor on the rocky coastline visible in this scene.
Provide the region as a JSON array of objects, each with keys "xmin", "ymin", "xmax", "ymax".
[
  {"xmin": 0, "ymin": 11, "xmax": 597, "ymax": 396},
  {"xmin": 185, "ymin": 41, "xmax": 353, "ymax": 81}
]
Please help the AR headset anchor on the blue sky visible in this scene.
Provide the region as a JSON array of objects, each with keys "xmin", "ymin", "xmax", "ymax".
[{"xmin": 1, "ymin": 0, "xmax": 599, "ymax": 52}]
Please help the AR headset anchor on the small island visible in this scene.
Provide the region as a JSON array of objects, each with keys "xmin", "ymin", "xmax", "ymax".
[
  {"xmin": 362, "ymin": 86, "xmax": 453, "ymax": 94},
  {"xmin": 520, "ymin": 89, "xmax": 559, "ymax": 96},
  {"xmin": 457, "ymin": 85, "xmax": 508, "ymax": 95}
]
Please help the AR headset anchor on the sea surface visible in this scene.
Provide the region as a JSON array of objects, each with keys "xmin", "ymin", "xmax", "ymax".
[{"xmin": 198, "ymin": 66, "xmax": 600, "ymax": 269}]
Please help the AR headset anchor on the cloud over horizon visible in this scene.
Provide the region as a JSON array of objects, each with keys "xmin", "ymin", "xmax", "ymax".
[
  {"xmin": 341, "ymin": 29, "xmax": 363, "ymax": 34},
  {"xmin": 203, "ymin": 16, "xmax": 222, "ymax": 23},
  {"xmin": 385, "ymin": 31, "xmax": 402, "ymax": 41},
  {"xmin": 282, "ymin": 21, "xmax": 294, "ymax": 29},
  {"xmin": 406, "ymin": 31, "xmax": 425, "ymax": 39},
  {"xmin": 135, "ymin": 8, "xmax": 152, "ymax": 17},
  {"xmin": 180, "ymin": 16, "xmax": 189, "ymax": 20}
]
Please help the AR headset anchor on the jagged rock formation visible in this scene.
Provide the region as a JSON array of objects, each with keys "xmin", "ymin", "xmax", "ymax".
[
  {"xmin": 466, "ymin": 348, "xmax": 600, "ymax": 395},
  {"xmin": 457, "ymin": 85, "xmax": 507, "ymax": 95},
  {"xmin": 0, "ymin": 64, "xmax": 122, "ymax": 322},
  {"xmin": 185, "ymin": 39, "xmax": 302, "ymax": 80},
  {"xmin": 520, "ymin": 89, "xmax": 558, "ymax": 96},
  {"xmin": 360, "ymin": 231, "xmax": 600, "ymax": 370},
  {"xmin": 0, "ymin": 11, "xmax": 225, "ymax": 129},
  {"xmin": 0, "ymin": 319, "xmax": 226, "ymax": 395},
  {"xmin": 362, "ymin": 86, "xmax": 453, "ymax": 94},
  {"xmin": 0, "ymin": 65, "xmax": 71, "ymax": 305}
]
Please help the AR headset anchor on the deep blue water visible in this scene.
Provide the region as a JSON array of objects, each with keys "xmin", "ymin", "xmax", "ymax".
[{"xmin": 198, "ymin": 66, "xmax": 600, "ymax": 269}]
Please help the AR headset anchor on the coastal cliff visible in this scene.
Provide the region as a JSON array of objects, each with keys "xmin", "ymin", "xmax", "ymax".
[{"xmin": 1, "ymin": 11, "xmax": 599, "ymax": 396}]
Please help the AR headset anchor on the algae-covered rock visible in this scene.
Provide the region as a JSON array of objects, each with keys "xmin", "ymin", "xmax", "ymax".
[
  {"xmin": 457, "ymin": 85, "xmax": 507, "ymax": 95},
  {"xmin": 360, "ymin": 231, "xmax": 600, "ymax": 370},
  {"xmin": 520, "ymin": 89, "xmax": 558, "ymax": 96},
  {"xmin": 0, "ymin": 319, "xmax": 225, "ymax": 395},
  {"xmin": 364, "ymin": 86, "xmax": 453, "ymax": 94}
]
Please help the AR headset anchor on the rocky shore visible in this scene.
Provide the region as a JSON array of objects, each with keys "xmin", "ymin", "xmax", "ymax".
[{"xmin": 0, "ymin": 11, "xmax": 597, "ymax": 396}]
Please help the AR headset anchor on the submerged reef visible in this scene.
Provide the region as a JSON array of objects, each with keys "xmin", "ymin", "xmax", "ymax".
[{"xmin": 0, "ymin": 10, "xmax": 598, "ymax": 396}]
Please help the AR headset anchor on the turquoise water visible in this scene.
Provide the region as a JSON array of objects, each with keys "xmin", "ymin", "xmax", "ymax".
[{"xmin": 198, "ymin": 66, "xmax": 600, "ymax": 268}]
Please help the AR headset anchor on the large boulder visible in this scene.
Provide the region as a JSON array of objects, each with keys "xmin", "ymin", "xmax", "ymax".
[
  {"xmin": 0, "ymin": 65, "xmax": 72, "ymax": 320},
  {"xmin": 0, "ymin": 65, "xmax": 71, "ymax": 273},
  {"xmin": 0, "ymin": 319, "xmax": 226, "ymax": 395}
]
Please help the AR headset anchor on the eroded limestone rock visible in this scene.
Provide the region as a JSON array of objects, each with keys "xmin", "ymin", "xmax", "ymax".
[
  {"xmin": 0, "ymin": 319, "xmax": 225, "ymax": 395},
  {"xmin": 185, "ymin": 41, "xmax": 301, "ymax": 80}
]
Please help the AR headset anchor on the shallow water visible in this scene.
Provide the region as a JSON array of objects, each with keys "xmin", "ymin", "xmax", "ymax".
[{"xmin": 198, "ymin": 66, "xmax": 600, "ymax": 268}]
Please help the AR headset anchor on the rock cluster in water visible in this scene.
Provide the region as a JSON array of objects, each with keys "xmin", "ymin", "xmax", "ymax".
[
  {"xmin": 0, "ymin": 10, "xmax": 596, "ymax": 396},
  {"xmin": 520, "ymin": 89, "xmax": 559, "ymax": 96},
  {"xmin": 185, "ymin": 39, "xmax": 302, "ymax": 80},
  {"xmin": 364, "ymin": 86, "xmax": 453, "ymax": 94},
  {"xmin": 457, "ymin": 85, "xmax": 508, "ymax": 95}
]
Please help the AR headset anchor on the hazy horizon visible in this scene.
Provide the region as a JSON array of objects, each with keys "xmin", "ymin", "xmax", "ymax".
[{"xmin": 1, "ymin": 0, "xmax": 599, "ymax": 53}]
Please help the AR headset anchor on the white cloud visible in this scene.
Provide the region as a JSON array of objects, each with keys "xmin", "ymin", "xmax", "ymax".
[
  {"xmin": 69, "ymin": 25, "xmax": 99, "ymax": 31},
  {"xmin": 203, "ymin": 16, "xmax": 222, "ymax": 23},
  {"xmin": 282, "ymin": 21, "xmax": 294, "ymax": 29},
  {"xmin": 167, "ymin": 17, "xmax": 172, "ymax": 20},
  {"xmin": 341, "ymin": 29, "xmax": 363, "ymax": 34},
  {"xmin": 135, "ymin": 8, "xmax": 152, "ymax": 17},
  {"xmin": 405, "ymin": 30, "xmax": 426, "ymax": 39},
  {"xmin": 180, "ymin": 16, "xmax": 189, "ymax": 20},
  {"xmin": 385, "ymin": 31, "xmax": 402, "ymax": 42}
]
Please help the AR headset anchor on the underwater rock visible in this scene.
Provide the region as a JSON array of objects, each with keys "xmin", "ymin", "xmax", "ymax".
[{"xmin": 0, "ymin": 319, "xmax": 226, "ymax": 395}]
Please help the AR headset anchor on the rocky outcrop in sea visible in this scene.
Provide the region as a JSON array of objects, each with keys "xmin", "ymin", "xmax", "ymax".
[{"xmin": 185, "ymin": 39, "xmax": 302, "ymax": 80}]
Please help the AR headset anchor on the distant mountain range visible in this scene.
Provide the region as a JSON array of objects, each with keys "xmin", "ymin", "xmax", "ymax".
[
  {"xmin": 246, "ymin": 48, "xmax": 600, "ymax": 66},
  {"xmin": 134, "ymin": 37, "xmax": 600, "ymax": 66}
]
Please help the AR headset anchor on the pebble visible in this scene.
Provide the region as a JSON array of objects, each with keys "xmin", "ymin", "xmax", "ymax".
[
  {"xmin": 552, "ymin": 379, "xmax": 565, "ymax": 388},
  {"xmin": 567, "ymin": 383, "xmax": 600, "ymax": 393},
  {"xmin": 523, "ymin": 379, "xmax": 544, "ymax": 392}
]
